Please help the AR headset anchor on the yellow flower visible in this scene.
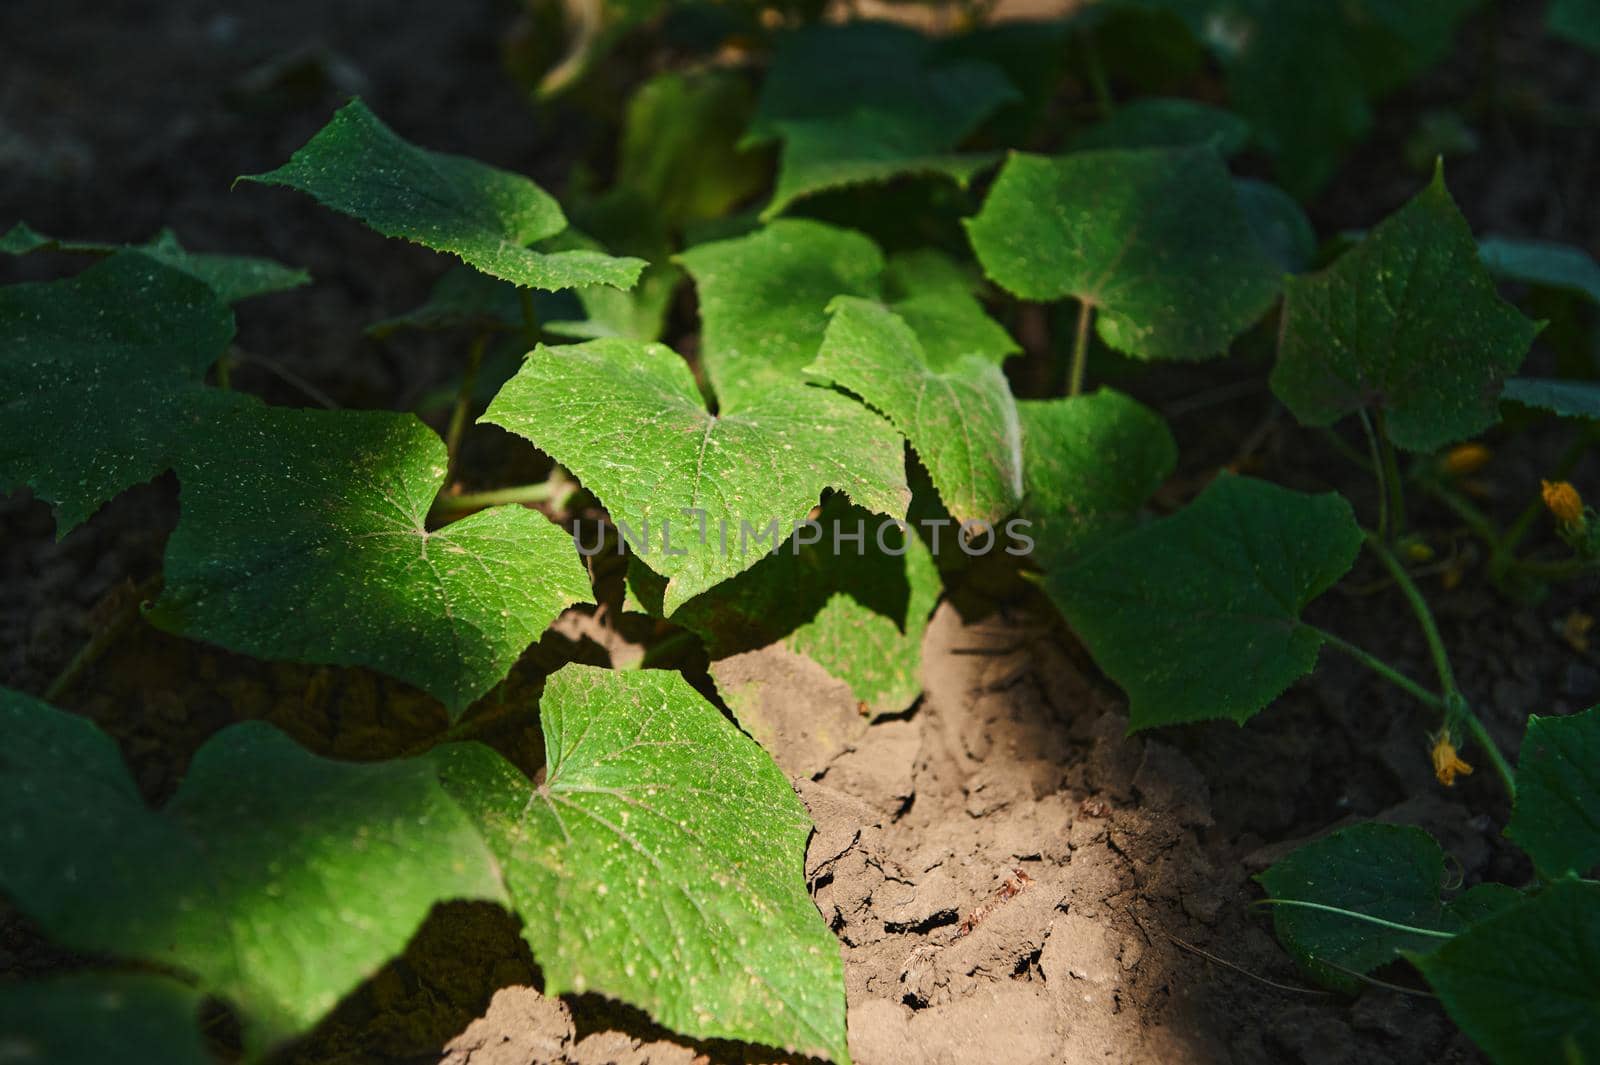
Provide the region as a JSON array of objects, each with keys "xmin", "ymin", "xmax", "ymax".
[
  {"xmin": 1561, "ymin": 610, "xmax": 1594, "ymax": 654},
  {"xmin": 1542, "ymin": 480, "xmax": 1584, "ymax": 526},
  {"xmin": 1442, "ymin": 443, "xmax": 1491, "ymax": 476},
  {"xmin": 1431, "ymin": 734, "xmax": 1474, "ymax": 787}
]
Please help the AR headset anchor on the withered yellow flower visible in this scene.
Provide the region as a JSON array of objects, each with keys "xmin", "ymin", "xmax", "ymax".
[
  {"xmin": 1442, "ymin": 443, "xmax": 1491, "ymax": 476},
  {"xmin": 1542, "ymin": 480, "xmax": 1584, "ymax": 526},
  {"xmin": 1431, "ymin": 734, "xmax": 1474, "ymax": 787}
]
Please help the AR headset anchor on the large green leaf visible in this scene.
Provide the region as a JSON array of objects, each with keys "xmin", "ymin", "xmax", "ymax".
[
  {"xmin": 484, "ymin": 337, "xmax": 909, "ymax": 613},
  {"xmin": 0, "ymin": 975, "xmax": 209, "ymax": 1065},
  {"xmin": 882, "ymin": 249, "xmax": 1021, "ymax": 370},
  {"xmin": 1147, "ymin": 0, "xmax": 1479, "ymax": 196},
  {"xmin": 1, "ymin": 222, "xmax": 309, "ymax": 303},
  {"xmin": 1017, "ymin": 390, "xmax": 1177, "ymax": 572},
  {"xmin": 432, "ymin": 664, "xmax": 848, "ymax": 1062},
  {"xmin": 615, "ymin": 69, "xmax": 769, "ymax": 229},
  {"xmin": 1501, "ymin": 378, "xmax": 1600, "ymax": 420},
  {"xmin": 243, "ymin": 99, "xmax": 644, "ymax": 292},
  {"xmin": 1480, "ymin": 235, "xmax": 1600, "ymax": 305},
  {"xmin": 1507, "ymin": 707, "xmax": 1600, "ymax": 877},
  {"xmin": 1272, "ymin": 167, "xmax": 1538, "ymax": 451},
  {"xmin": 628, "ymin": 497, "xmax": 940, "ymax": 718},
  {"xmin": 0, "ymin": 688, "xmax": 506, "ymax": 1055},
  {"xmin": 1550, "ymin": 0, "xmax": 1600, "ymax": 54},
  {"xmin": 680, "ymin": 221, "xmax": 1015, "ymax": 408},
  {"xmin": 1067, "ymin": 97, "xmax": 1251, "ymax": 155},
  {"xmin": 1414, "ymin": 880, "xmax": 1600, "ymax": 1065},
  {"xmin": 678, "ymin": 219, "xmax": 883, "ymax": 408},
  {"xmin": 1045, "ymin": 473, "xmax": 1361, "ymax": 729},
  {"xmin": 747, "ymin": 21, "xmax": 1018, "ymax": 218},
  {"xmin": 808, "ymin": 297, "xmax": 1022, "ymax": 524},
  {"xmin": 1256, "ymin": 823, "xmax": 1459, "ymax": 992},
  {"xmin": 0, "ymin": 250, "xmax": 234, "ymax": 532},
  {"xmin": 149, "ymin": 403, "xmax": 592, "ymax": 714},
  {"xmin": 965, "ymin": 146, "xmax": 1281, "ymax": 362}
]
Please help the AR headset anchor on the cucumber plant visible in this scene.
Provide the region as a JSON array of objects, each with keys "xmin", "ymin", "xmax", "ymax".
[{"xmin": 3, "ymin": 5, "xmax": 1599, "ymax": 1064}]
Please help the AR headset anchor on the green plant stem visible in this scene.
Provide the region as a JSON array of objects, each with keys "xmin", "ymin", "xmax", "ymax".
[
  {"xmin": 1363, "ymin": 530, "xmax": 1518, "ymax": 799},
  {"xmin": 1312, "ymin": 629, "xmax": 1445, "ymax": 709},
  {"xmin": 1360, "ymin": 411, "xmax": 1406, "ymax": 542},
  {"xmin": 1251, "ymin": 899, "xmax": 1455, "ymax": 939},
  {"xmin": 444, "ymin": 332, "xmax": 488, "ymax": 480},
  {"xmin": 432, "ymin": 480, "xmax": 563, "ymax": 515},
  {"xmin": 1068, "ymin": 300, "xmax": 1094, "ymax": 397},
  {"xmin": 214, "ymin": 353, "xmax": 232, "ymax": 390}
]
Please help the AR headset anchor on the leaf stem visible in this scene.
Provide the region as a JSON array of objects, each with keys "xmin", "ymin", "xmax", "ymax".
[
  {"xmin": 1081, "ymin": 30, "xmax": 1114, "ymax": 117},
  {"xmin": 1360, "ymin": 411, "xmax": 1406, "ymax": 542},
  {"xmin": 45, "ymin": 574, "xmax": 164, "ymax": 703},
  {"xmin": 1312, "ymin": 629, "xmax": 1445, "ymax": 709},
  {"xmin": 432, "ymin": 478, "xmax": 568, "ymax": 516},
  {"xmin": 444, "ymin": 332, "xmax": 488, "ymax": 481},
  {"xmin": 1362, "ymin": 530, "xmax": 1517, "ymax": 799},
  {"xmin": 1250, "ymin": 899, "xmax": 1455, "ymax": 939},
  {"xmin": 214, "ymin": 353, "xmax": 232, "ymax": 390},
  {"xmin": 1068, "ymin": 300, "xmax": 1094, "ymax": 397}
]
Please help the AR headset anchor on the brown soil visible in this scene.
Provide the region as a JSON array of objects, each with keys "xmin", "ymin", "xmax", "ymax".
[{"xmin": 3, "ymin": 1, "xmax": 1598, "ymax": 1064}]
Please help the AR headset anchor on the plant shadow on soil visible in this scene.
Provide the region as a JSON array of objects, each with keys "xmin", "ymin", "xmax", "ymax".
[{"xmin": 3, "ymin": 0, "xmax": 1599, "ymax": 1062}]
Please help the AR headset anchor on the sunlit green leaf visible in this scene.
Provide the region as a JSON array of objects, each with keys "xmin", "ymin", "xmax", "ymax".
[
  {"xmin": 1507, "ymin": 707, "xmax": 1600, "ymax": 877},
  {"xmin": 149, "ymin": 402, "xmax": 592, "ymax": 713},
  {"xmin": 747, "ymin": 22, "xmax": 1018, "ymax": 218},
  {"xmin": 483, "ymin": 337, "xmax": 909, "ymax": 613},
  {"xmin": 1046, "ymin": 473, "xmax": 1361, "ymax": 729},
  {"xmin": 1272, "ymin": 166, "xmax": 1538, "ymax": 451},
  {"xmin": 0, "ymin": 251, "xmax": 234, "ymax": 532},
  {"xmin": 243, "ymin": 99, "xmax": 644, "ymax": 291},
  {"xmin": 1018, "ymin": 389, "xmax": 1177, "ymax": 571},
  {"xmin": 966, "ymin": 146, "xmax": 1281, "ymax": 361},
  {"xmin": 433, "ymin": 664, "xmax": 848, "ymax": 1062},
  {"xmin": 809, "ymin": 297, "xmax": 1022, "ymax": 524},
  {"xmin": 0, "ymin": 688, "xmax": 506, "ymax": 1054}
]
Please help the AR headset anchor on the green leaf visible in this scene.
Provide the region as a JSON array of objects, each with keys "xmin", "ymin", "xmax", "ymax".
[
  {"xmin": 0, "ymin": 975, "xmax": 209, "ymax": 1065},
  {"xmin": 432, "ymin": 664, "xmax": 848, "ymax": 1062},
  {"xmin": 1550, "ymin": 0, "xmax": 1600, "ymax": 54},
  {"xmin": 1507, "ymin": 707, "xmax": 1600, "ymax": 877},
  {"xmin": 540, "ymin": 228, "xmax": 681, "ymax": 343},
  {"xmin": 149, "ymin": 402, "xmax": 592, "ymax": 713},
  {"xmin": 1271, "ymin": 166, "xmax": 1538, "ymax": 451},
  {"xmin": 680, "ymin": 223, "xmax": 1017, "ymax": 409},
  {"xmin": 882, "ymin": 249, "xmax": 1021, "ymax": 369},
  {"xmin": 0, "ymin": 688, "xmax": 506, "ymax": 1054},
  {"xmin": 1449, "ymin": 883, "xmax": 1527, "ymax": 925},
  {"xmin": 678, "ymin": 219, "xmax": 884, "ymax": 409},
  {"xmin": 615, "ymin": 70, "xmax": 770, "ymax": 228},
  {"xmin": 1501, "ymin": 378, "xmax": 1600, "ymax": 420},
  {"xmin": 0, "ymin": 250, "xmax": 234, "ymax": 532},
  {"xmin": 966, "ymin": 146, "xmax": 1281, "ymax": 361},
  {"xmin": 629, "ymin": 497, "xmax": 940, "ymax": 718},
  {"xmin": 808, "ymin": 297, "xmax": 1022, "ymax": 524},
  {"xmin": 1067, "ymin": 97, "xmax": 1251, "ymax": 155},
  {"xmin": 483, "ymin": 337, "xmax": 909, "ymax": 613},
  {"xmin": 748, "ymin": 22, "xmax": 1018, "ymax": 218},
  {"xmin": 1017, "ymin": 390, "xmax": 1177, "ymax": 571},
  {"xmin": 243, "ymin": 99, "xmax": 644, "ymax": 292},
  {"xmin": 1, "ymin": 222, "xmax": 310, "ymax": 303},
  {"xmin": 1045, "ymin": 473, "xmax": 1361, "ymax": 729},
  {"xmin": 1413, "ymin": 879, "xmax": 1600, "ymax": 1065},
  {"xmin": 1256, "ymin": 823, "xmax": 1459, "ymax": 991},
  {"xmin": 1480, "ymin": 236, "xmax": 1600, "ymax": 304},
  {"xmin": 366, "ymin": 266, "xmax": 536, "ymax": 337},
  {"xmin": 1235, "ymin": 177, "xmax": 1317, "ymax": 273},
  {"xmin": 1149, "ymin": 0, "xmax": 1478, "ymax": 196}
]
